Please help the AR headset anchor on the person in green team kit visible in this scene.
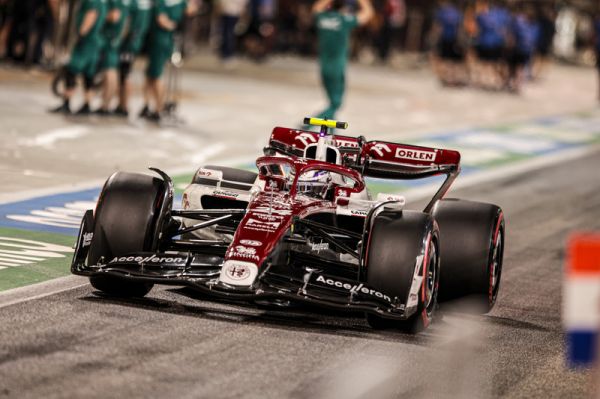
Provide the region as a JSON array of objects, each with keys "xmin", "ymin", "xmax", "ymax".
[
  {"xmin": 50, "ymin": 0, "xmax": 107, "ymax": 115},
  {"xmin": 312, "ymin": 0, "xmax": 373, "ymax": 120},
  {"xmin": 96, "ymin": 0, "xmax": 131, "ymax": 115},
  {"xmin": 140, "ymin": 0, "xmax": 195, "ymax": 123},
  {"xmin": 113, "ymin": 0, "xmax": 153, "ymax": 117}
]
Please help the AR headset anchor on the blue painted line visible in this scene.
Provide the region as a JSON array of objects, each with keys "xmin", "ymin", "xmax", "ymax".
[
  {"xmin": 567, "ymin": 330, "xmax": 598, "ymax": 368},
  {"xmin": 0, "ymin": 188, "xmax": 100, "ymax": 236}
]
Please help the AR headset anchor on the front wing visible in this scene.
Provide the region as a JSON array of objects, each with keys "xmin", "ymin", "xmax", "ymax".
[
  {"xmin": 72, "ymin": 216, "xmax": 408, "ymax": 319},
  {"xmin": 72, "ymin": 255, "xmax": 409, "ymax": 319}
]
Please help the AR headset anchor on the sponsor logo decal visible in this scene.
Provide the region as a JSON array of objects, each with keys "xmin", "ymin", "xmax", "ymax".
[
  {"xmin": 310, "ymin": 242, "xmax": 329, "ymax": 252},
  {"xmin": 244, "ymin": 218, "xmax": 281, "ymax": 233},
  {"xmin": 82, "ymin": 232, "xmax": 93, "ymax": 247},
  {"xmin": 224, "ymin": 263, "xmax": 251, "ymax": 280},
  {"xmin": 318, "ymin": 17, "xmax": 341, "ymax": 31},
  {"xmin": 295, "ymin": 133, "xmax": 317, "ymax": 146},
  {"xmin": 371, "ymin": 143, "xmax": 392, "ymax": 157},
  {"xmin": 213, "ymin": 190, "xmax": 240, "ymax": 199},
  {"xmin": 395, "ymin": 148, "xmax": 436, "ymax": 162},
  {"xmin": 219, "ymin": 260, "xmax": 258, "ymax": 286},
  {"xmin": 252, "ymin": 206, "xmax": 292, "ymax": 216},
  {"xmin": 109, "ymin": 255, "xmax": 185, "ymax": 265},
  {"xmin": 230, "ymin": 245, "xmax": 260, "ymax": 261},
  {"xmin": 314, "ymin": 275, "xmax": 392, "ymax": 303},
  {"xmin": 350, "ymin": 209, "xmax": 368, "ymax": 217},
  {"xmin": 335, "ymin": 139, "xmax": 359, "ymax": 148},
  {"xmin": 239, "ymin": 239, "xmax": 262, "ymax": 247}
]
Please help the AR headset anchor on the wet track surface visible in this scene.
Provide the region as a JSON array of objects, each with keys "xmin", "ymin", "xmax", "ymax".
[{"xmin": 0, "ymin": 149, "xmax": 598, "ymax": 399}]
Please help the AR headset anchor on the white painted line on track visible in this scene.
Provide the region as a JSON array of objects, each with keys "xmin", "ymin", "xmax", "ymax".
[
  {"xmin": 18, "ymin": 125, "xmax": 91, "ymax": 148},
  {"xmin": 0, "ymin": 275, "xmax": 89, "ymax": 309}
]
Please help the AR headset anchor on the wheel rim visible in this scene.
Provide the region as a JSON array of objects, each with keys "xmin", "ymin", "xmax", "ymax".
[
  {"xmin": 425, "ymin": 243, "xmax": 438, "ymax": 311},
  {"xmin": 489, "ymin": 230, "xmax": 503, "ymax": 302}
]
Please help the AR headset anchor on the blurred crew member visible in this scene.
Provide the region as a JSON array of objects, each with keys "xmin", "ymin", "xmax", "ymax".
[
  {"xmin": 533, "ymin": 6, "xmax": 555, "ymax": 79},
  {"xmin": 218, "ymin": 0, "xmax": 249, "ymax": 66},
  {"xmin": 432, "ymin": 0, "xmax": 465, "ymax": 86},
  {"xmin": 114, "ymin": 0, "xmax": 153, "ymax": 117},
  {"xmin": 140, "ymin": 0, "xmax": 194, "ymax": 122},
  {"xmin": 97, "ymin": 0, "xmax": 130, "ymax": 115},
  {"xmin": 507, "ymin": 6, "xmax": 537, "ymax": 93},
  {"xmin": 475, "ymin": 0, "xmax": 509, "ymax": 89},
  {"xmin": 594, "ymin": 14, "xmax": 600, "ymax": 102},
  {"xmin": 312, "ymin": 0, "xmax": 373, "ymax": 120},
  {"xmin": 51, "ymin": 0, "xmax": 107, "ymax": 114}
]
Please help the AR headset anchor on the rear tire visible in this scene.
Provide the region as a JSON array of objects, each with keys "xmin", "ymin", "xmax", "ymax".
[
  {"xmin": 365, "ymin": 210, "xmax": 440, "ymax": 333},
  {"xmin": 88, "ymin": 172, "xmax": 167, "ymax": 297},
  {"xmin": 433, "ymin": 198, "xmax": 505, "ymax": 313}
]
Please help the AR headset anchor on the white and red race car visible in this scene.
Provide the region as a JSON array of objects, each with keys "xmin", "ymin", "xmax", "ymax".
[{"xmin": 72, "ymin": 118, "xmax": 504, "ymax": 333}]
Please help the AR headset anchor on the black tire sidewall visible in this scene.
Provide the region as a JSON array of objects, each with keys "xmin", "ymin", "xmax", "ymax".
[{"xmin": 365, "ymin": 211, "xmax": 440, "ymax": 332}]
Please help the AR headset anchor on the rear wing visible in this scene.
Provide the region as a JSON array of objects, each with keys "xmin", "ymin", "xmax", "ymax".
[
  {"xmin": 268, "ymin": 127, "xmax": 461, "ymax": 179},
  {"xmin": 268, "ymin": 127, "xmax": 461, "ymax": 213}
]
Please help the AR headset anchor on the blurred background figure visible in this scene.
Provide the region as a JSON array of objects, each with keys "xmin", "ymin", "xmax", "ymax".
[
  {"xmin": 506, "ymin": 4, "xmax": 537, "ymax": 93},
  {"xmin": 430, "ymin": 0, "xmax": 466, "ymax": 87},
  {"xmin": 374, "ymin": 0, "xmax": 405, "ymax": 64},
  {"xmin": 115, "ymin": 0, "xmax": 153, "ymax": 117},
  {"xmin": 141, "ymin": 0, "xmax": 195, "ymax": 123},
  {"xmin": 97, "ymin": 0, "xmax": 130, "ymax": 115},
  {"xmin": 473, "ymin": 0, "xmax": 510, "ymax": 90},
  {"xmin": 2, "ymin": 0, "xmax": 55, "ymax": 65},
  {"xmin": 312, "ymin": 0, "xmax": 373, "ymax": 120},
  {"xmin": 240, "ymin": 0, "xmax": 276, "ymax": 62},
  {"xmin": 533, "ymin": 5, "xmax": 555, "ymax": 80},
  {"xmin": 594, "ymin": 11, "xmax": 600, "ymax": 102},
  {"xmin": 217, "ymin": 0, "xmax": 249, "ymax": 67},
  {"xmin": 50, "ymin": 0, "xmax": 107, "ymax": 115}
]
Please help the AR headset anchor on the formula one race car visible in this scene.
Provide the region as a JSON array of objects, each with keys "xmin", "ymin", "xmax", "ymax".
[{"xmin": 72, "ymin": 118, "xmax": 505, "ymax": 333}]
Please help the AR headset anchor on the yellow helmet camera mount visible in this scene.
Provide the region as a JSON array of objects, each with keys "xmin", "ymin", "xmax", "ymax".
[{"xmin": 303, "ymin": 117, "xmax": 349, "ymax": 137}]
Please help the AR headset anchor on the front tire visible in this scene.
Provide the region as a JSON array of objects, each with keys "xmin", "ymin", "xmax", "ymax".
[
  {"xmin": 88, "ymin": 172, "xmax": 167, "ymax": 297},
  {"xmin": 365, "ymin": 210, "xmax": 440, "ymax": 333}
]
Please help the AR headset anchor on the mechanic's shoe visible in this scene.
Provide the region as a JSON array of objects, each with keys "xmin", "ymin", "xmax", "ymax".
[
  {"xmin": 74, "ymin": 103, "xmax": 91, "ymax": 116},
  {"xmin": 112, "ymin": 106, "xmax": 128, "ymax": 118},
  {"xmin": 138, "ymin": 105, "xmax": 151, "ymax": 119},
  {"xmin": 95, "ymin": 108, "xmax": 111, "ymax": 117},
  {"xmin": 49, "ymin": 102, "xmax": 71, "ymax": 115},
  {"xmin": 147, "ymin": 111, "xmax": 162, "ymax": 124}
]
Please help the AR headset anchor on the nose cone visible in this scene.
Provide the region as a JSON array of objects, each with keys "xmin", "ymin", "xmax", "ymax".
[{"xmin": 219, "ymin": 260, "xmax": 259, "ymax": 287}]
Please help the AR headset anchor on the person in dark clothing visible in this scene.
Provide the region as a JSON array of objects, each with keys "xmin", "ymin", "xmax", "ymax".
[
  {"xmin": 431, "ymin": 0, "xmax": 466, "ymax": 86},
  {"xmin": 533, "ymin": 5, "xmax": 555, "ymax": 79},
  {"xmin": 507, "ymin": 5, "xmax": 537, "ymax": 93},
  {"xmin": 474, "ymin": 0, "xmax": 510, "ymax": 89},
  {"xmin": 594, "ymin": 14, "xmax": 600, "ymax": 102}
]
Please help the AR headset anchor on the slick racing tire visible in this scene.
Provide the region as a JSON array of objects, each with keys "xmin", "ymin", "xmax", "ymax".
[
  {"xmin": 88, "ymin": 172, "xmax": 168, "ymax": 297},
  {"xmin": 365, "ymin": 210, "xmax": 440, "ymax": 333},
  {"xmin": 433, "ymin": 199, "xmax": 505, "ymax": 313}
]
